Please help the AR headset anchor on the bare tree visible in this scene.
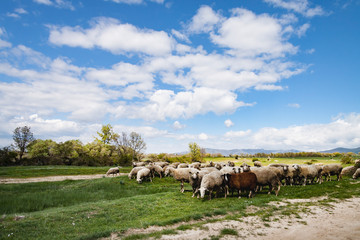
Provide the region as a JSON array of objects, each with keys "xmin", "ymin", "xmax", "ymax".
[
  {"xmin": 128, "ymin": 132, "xmax": 146, "ymax": 161},
  {"xmin": 13, "ymin": 126, "xmax": 35, "ymax": 162}
]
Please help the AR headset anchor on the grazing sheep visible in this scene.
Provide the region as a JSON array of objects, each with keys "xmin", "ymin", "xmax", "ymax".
[
  {"xmin": 297, "ymin": 165, "xmax": 319, "ymax": 186},
  {"xmin": 205, "ymin": 161, "xmax": 214, "ymax": 167},
  {"xmin": 352, "ymin": 168, "xmax": 360, "ymax": 179},
  {"xmin": 198, "ymin": 171, "xmax": 227, "ymax": 200},
  {"xmin": 227, "ymin": 161, "xmax": 235, "ymax": 167},
  {"xmin": 128, "ymin": 167, "xmax": 145, "ymax": 179},
  {"xmin": 166, "ymin": 167, "xmax": 197, "ymax": 193},
  {"xmin": 146, "ymin": 164, "xmax": 164, "ymax": 179},
  {"xmin": 154, "ymin": 161, "xmax": 169, "ymax": 168},
  {"xmin": 189, "ymin": 162, "xmax": 201, "ymax": 169},
  {"xmin": 321, "ymin": 164, "xmax": 343, "ymax": 181},
  {"xmin": 220, "ymin": 166, "xmax": 237, "ymax": 174},
  {"xmin": 214, "ymin": 163, "xmax": 223, "ymax": 170},
  {"xmin": 284, "ymin": 166, "xmax": 299, "ymax": 186},
  {"xmin": 106, "ymin": 167, "xmax": 120, "ymax": 177},
  {"xmin": 189, "ymin": 169, "xmax": 213, "ymax": 198},
  {"xmin": 341, "ymin": 166, "xmax": 359, "ymax": 177},
  {"xmin": 225, "ymin": 172, "xmax": 258, "ymax": 198},
  {"xmin": 254, "ymin": 161, "xmax": 262, "ymax": 167},
  {"xmin": 268, "ymin": 165, "xmax": 288, "ymax": 185},
  {"xmin": 269, "ymin": 163, "xmax": 289, "ymax": 168},
  {"xmin": 355, "ymin": 160, "xmax": 360, "ymax": 168},
  {"xmin": 250, "ymin": 167, "xmax": 281, "ymax": 196},
  {"xmin": 136, "ymin": 168, "xmax": 152, "ymax": 183},
  {"xmin": 177, "ymin": 163, "xmax": 189, "ymax": 168},
  {"xmin": 132, "ymin": 162, "xmax": 147, "ymax": 168}
]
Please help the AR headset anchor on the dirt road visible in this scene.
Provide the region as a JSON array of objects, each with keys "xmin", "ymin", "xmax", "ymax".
[{"xmin": 0, "ymin": 173, "xmax": 127, "ymax": 184}]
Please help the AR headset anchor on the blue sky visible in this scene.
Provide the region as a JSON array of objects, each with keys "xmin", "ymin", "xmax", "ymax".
[{"xmin": 0, "ymin": 0, "xmax": 359, "ymax": 153}]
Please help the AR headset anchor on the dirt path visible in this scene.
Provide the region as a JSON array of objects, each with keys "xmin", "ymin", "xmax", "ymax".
[
  {"xmin": 117, "ymin": 197, "xmax": 360, "ymax": 240},
  {"xmin": 0, "ymin": 173, "xmax": 127, "ymax": 184}
]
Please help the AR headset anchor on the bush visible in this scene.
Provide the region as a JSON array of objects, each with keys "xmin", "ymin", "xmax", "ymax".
[
  {"xmin": 0, "ymin": 147, "xmax": 17, "ymax": 166},
  {"xmin": 341, "ymin": 155, "xmax": 354, "ymax": 165},
  {"xmin": 252, "ymin": 158, "xmax": 259, "ymax": 162}
]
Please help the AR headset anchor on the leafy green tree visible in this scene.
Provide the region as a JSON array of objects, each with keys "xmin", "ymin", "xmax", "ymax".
[
  {"xmin": 0, "ymin": 146, "xmax": 17, "ymax": 166},
  {"xmin": 96, "ymin": 124, "xmax": 114, "ymax": 144},
  {"xmin": 189, "ymin": 142, "xmax": 203, "ymax": 162},
  {"xmin": 13, "ymin": 126, "xmax": 35, "ymax": 162},
  {"xmin": 27, "ymin": 139, "xmax": 57, "ymax": 165}
]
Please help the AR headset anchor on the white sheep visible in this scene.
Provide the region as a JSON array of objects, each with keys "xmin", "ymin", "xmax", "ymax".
[
  {"xmin": 132, "ymin": 162, "xmax": 146, "ymax": 168},
  {"xmin": 250, "ymin": 167, "xmax": 281, "ymax": 196},
  {"xmin": 128, "ymin": 167, "xmax": 145, "ymax": 179},
  {"xmin": 166, "ymin": 167, "xmax": 197, "ymax": 193},
  {"xmin": 177, "ymin": 163, "xmax": 189, "ymax": 168},
  {"xmin": 254, "ymin": 161, "xmax": 262, "ymax": 167},
  {"xmin": 189, "ymin": 162, "xmax": 201, "ymax": 169},
  {"xmin": 297, "ymin": 165, "xmax": 319, "ymax": 186},
  {"xmin": 136, "ymin": 168, "xmax": 152, "ymax": 183},
  {"xmin": 321, "ymin": 164, "xmax": 343, "ymax": 182},
  {"xmin": 352, "ymin": 168, "xmax": 360, "ymax": 179},
  {"xmin": 198, "ymin": 171, "xmax": 227, "ymax": 200},
  {"xmin": 106, "ymin": 167, "xmax": 120, "ymax": 177}
]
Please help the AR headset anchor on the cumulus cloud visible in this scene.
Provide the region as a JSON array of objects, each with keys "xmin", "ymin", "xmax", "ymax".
[
  {"xmin": 221, "ymin": 113, "xmax": 360, "ymax": 151},
  {"xmin": 264, "ymin": 0, "xmax": 326, "ymax": 18},
  {"xmin": 113, "ymin": 87, "xmax": 252, "ymax": 121},
  {"xmin": 224, "ymin": 119, "xmax": 234, "ymax": 127},
  {"xmin": 187, "ymin": 5, "xmax": 222, "ymax": 33},
  {"xmin": 48, "ymin": 17, "xmax": 174, "ymax": 56},
  {"xmin": 211, "ymin": 8, "xmax": 297, "ymax": 58}
]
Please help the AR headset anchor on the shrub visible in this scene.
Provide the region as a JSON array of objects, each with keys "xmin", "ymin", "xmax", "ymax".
[
  {"xmin": 341, "ymin": 155, "xmax": 354, "ymax": 165},
  {"xmin": 252, "ymin": 158, "xmax": 259, "ymax": 162}
]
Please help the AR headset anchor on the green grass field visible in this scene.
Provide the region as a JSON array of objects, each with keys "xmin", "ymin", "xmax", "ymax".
[{"xmin": 0, "ymin": 159, "xmax": 359, "ymax": 240}]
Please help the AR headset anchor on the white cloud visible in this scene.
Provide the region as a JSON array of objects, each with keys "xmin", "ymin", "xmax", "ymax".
[
  {"xmin": 34, "ymin": 0, "xmax": 52, "ymax": 5},
  {"xmin": 211, "ymin": 8, "xmax": 298, "ymax": 58},
  {"xmin": 48, "ymin": 17, "xmax": 174, "ymax": 56},
  {"xmin": 113, "ymin": 87, "xmax": 252, "ymax": 121},
  {"xmin": 264, "ymin": 0, "xmax": 326, "ymax": 18},
  {"xmin": 188, "ymin": 5, "xmax": 222, "ymax": 33},
  {"xmin": 224, "ymin": 119, "xmax": 234, "ymax": 127},
  {"xmin": 221, "ymin": 113, "xmax": 360, "ymax": 151},
  {"xmin": 107, "ymin": 0, "xmax": 164, "ymax": 5},
  {"xmin": 34, "ymin": 0, "xmax": 75, "ymax": 10},
  {"xmin": 198, "ymin": 133, "xmax": 209, "ymax": 140},
  {"xmin": 173, "ymin": 121, "xmax": 186, "ymax": 130}
]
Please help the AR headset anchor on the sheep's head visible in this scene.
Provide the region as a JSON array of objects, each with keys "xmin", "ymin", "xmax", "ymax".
[
  {"xmin": 199, "ymin": 187, "xmax": 207, "ymax": 198},
  {"xmin": 190, "ymin": 171, "xmax": 199, "ymax": 180},
  {"xmin": 137, "ymin": 178, "xmax": 142, "ymax": 184},
  {"xmin": 242, "ymin": 165, "xmax": 250, "ymax": 172},
  {"xmin": 283, "ymin": 165, "xmax": 289, "ymax": 172}
]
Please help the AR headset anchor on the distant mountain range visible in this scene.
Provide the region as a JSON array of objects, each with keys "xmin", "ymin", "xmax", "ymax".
[{"xmin": 200, "ymin": 147, "xmax": 360, "ymax": 155}]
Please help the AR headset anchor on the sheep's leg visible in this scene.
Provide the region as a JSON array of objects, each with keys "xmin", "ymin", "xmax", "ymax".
[
  {"xmin": 248, "ymin": 190, "xmax": 253, "ymax": 198},
  {"xmin": 275, "ymin": 185, "xmax": 280, "ymax": 196},
  {"xmin": 302, "ymin": 177, "xmax": 307, "ymax": 186},
  {"xmin": 238, "ymin": 190, "xmax": 241, "ymax": 199},
  {"xmin": 180, "ymin": 181, "xmax": 184, "ymax": 193},
  {"xmin": 209, "ymin": 190, "xmax": 212, "ymax": 200}
]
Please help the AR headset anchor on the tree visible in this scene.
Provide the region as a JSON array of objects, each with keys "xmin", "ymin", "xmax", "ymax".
[
  {"xmin": 0, "ymin": 146, "xmax": 17, "ymax": 166},
  {"xmin": 13, "ymin": 126, "xmax": 35, "ymax": 162},
  {"xmin": 189, "ymin": 142, "xmax": 203, "ymax": 162},
  {"xmin": 96, "ymin": 124, "xmax": 114, "ymax": 144},
  {"xmin": 128, "ymin": 132, "xmax": 146, "ymax": 161}
]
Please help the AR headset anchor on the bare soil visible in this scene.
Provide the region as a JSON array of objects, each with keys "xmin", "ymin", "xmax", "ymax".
[
  {"xmin": 116, "ymin": 197, "xmax": 360, "ymax": 240},
  {"xmin": 0, "ymin": 173, "xmax": 127, "ymax": 184}
]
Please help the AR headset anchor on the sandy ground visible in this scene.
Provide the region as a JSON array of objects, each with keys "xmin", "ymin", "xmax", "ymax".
[
  {"xmin": 0, "ymin": 173, "xmax": 127, "ymax": 184},
  {"xmin": 116, "ymin": 197, "xmax": 360, "ymax": 240}
]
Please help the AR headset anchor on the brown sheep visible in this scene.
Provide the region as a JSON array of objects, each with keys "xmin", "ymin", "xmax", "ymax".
[{"xmin": 225, "ymin": 172, "xmax": 258, "ymax": 198}]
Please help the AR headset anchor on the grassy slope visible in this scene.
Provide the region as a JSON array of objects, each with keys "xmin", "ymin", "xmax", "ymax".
[{"xmin": 1, "ymin": 174, "xmax": 359, "ymax": 240}]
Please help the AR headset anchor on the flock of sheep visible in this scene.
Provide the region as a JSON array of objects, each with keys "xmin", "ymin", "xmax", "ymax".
[{"xmin": 107, "ymin": 159, "xmax": 360, "ymax": 200}]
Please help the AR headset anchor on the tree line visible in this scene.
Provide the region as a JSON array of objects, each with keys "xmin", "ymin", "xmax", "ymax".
[{"xmin": 0, "ymin": 125, "xmax": 146, "ymax": 166}]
